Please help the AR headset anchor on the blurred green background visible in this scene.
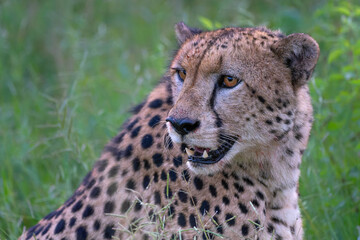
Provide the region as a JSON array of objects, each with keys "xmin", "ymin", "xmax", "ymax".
[{"xmin": 0, "ymin": 0, "xmax": 359, "ymax": 239}]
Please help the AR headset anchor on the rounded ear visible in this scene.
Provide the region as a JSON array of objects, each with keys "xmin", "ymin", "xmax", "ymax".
[
  {"xmin": 271, "ymin": 33, "xmax": 320, "ymax": 88},
  {"xmin": 175, "ymin": 22, "xmax": 202, "ymax": 45}
]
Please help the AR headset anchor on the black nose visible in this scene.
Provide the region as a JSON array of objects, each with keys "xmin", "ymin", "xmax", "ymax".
[{"xmin": 166, "ymin": 117, "xmax": 200, "ymax": 136}]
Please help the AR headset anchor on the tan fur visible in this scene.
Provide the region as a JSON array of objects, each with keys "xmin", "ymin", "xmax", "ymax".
[{"xmin": 20, "ymin": 25, "xmax": 319, "ymax": 240}]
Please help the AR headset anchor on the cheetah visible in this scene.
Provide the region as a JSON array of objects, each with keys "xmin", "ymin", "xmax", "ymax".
[{"xmin": 20, "ymin": 22, "xmax": 319, "ymax": 240}]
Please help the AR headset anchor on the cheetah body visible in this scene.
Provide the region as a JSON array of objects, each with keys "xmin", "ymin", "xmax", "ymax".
[{"xmin": 20, "ymin": 23, "xmax": 319, "ymax": 240}]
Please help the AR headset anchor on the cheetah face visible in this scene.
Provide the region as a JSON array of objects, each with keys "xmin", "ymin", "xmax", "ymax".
[{"xmin": 166, "ymin": 23, "xmax": 319, "ymax": 175}]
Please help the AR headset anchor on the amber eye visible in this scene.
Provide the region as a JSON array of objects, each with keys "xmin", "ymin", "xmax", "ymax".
[
  {"xmin": 177, "ymin": 69, "xmax": 186, "ymax": 82},
  {"xmin": 222, "ymin": 75, "xmax": 241, "ymax": 88}
]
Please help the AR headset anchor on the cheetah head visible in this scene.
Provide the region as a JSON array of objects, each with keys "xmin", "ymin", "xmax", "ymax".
[{"xmin": 166, "ymin": 22, "xmax": 319, "ymax": 174}]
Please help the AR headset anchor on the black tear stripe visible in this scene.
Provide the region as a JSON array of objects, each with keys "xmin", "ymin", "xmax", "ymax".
[{"xmin": 209, "ymin": 86, "xmax": 223, "ymax": 128}]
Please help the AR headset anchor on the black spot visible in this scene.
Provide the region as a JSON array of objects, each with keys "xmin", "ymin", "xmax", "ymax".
[
  {"xmin": 193, "ymin": 177, "xmax": 203, "ymax": 190},
  {"xmin": 82, "ymin": 205, "xmax": 94, "ymax": 219},
  {"xmin": 190, "ymin": 196, "xmax": 198, "ymax": 206},
  {"xmin": 108, "ymin": 166, "xmax": 119, "ymax": 178},
  {"xmin": 64, "ymin": 195, "xmax": 76, "ymax": 207},
  {"xmin": 126, "ymin": 118, "xmax": 139, "ymax": 131},
  {"xmin": 215, "ymin": 205, "xmax": 221, "ymax": 214},
  {"xmin": 86, "ymin": 179, "xmax": 96, "ymax": 191},
  {"xmin": 225, "ymin": 213, "xmax": 235, "ymax": 226},
  {"xmin": 104, "ymin": 201, "xmax": 115, "ymax": 213},
  {"xmin": 124, "ymin": 144, "xmax": 133, "ymax": 158},
  {"xmin": 164, "ymin": 185, "xmax": 173, "ymax": 198},
  {"xmin": 44, "ymin": 211, "xmax": 57, "ymax": 220},
  {"xmin": 271, "ymin": 216, "xmax": 288, "ymax": 226},
  {"xmin": 126, "ymin": 179, "xmax": 136, "ymax": 191},
  {"xmin": 72, "ymin": 201, "xmax": 83, "ymax": 213},
  {"xmin": 168, "ymin": 204, "xmax": 175, "ymax": 216},
  {"xmin": 141, "ymin": 134, "xmax": 154, "ymax": 149},
  {"xmin": 120, "ymin": 200, "xmax": 131, "ymax": 213},
  {"xmin": 189, "ymin": 214, "xmax": 197, "ymax": 227},
  {"xmin": 295, "ymin": 133, "xmax": 303, "ymax": 141},
  {"xmin": 169, "ymin": 168, "xmax": 177, "ymax": 182},
  {"xmin": 221, "ymin": 179, "xmax": 229, "ymax": 189},
  {"xmin": 69, "ymin": 217, "xmax": 76, "ymax": 228},
  {"xmin": 41, "ymin": 223, "xmax": 51, "ymax": 235},
  {"xmin": 209, "ymin": 185, "xmax": 217, "ymax": 197},
  {"xmin": 182, "ymin": 169, "xmax": 190, "ymax": 182},
  {"xmin": 202, "ymin": 230, "xmax": 214, "ymax": 240},
  {"xmin": 266, "ymin": 105, "xmax": 274, "ymax": 112},
  {"xmin": 25, "ymin": 223, "xmax": 37, "ymax": 237},
  {"xmin": 97, "ymin": 159, "xmax": 108, "ymax": 172},
  {"xmin": 130, "ymin": 126, "xmax": 142, "ymax": 138},
  {"xmin": 286, "ymin": 148, "xmax": 294, "ymax": 156},
  {"xmin": 265, "ymin": 120, "xmax": 273, "ymax": 125},
  {"xmin": 112, "ymin": 132, "xmax": 125, "ymax": 144},
  {"xmin": 217, "ymin": 224, "xmax": 224, "ymax": 234},
  {"xmin": 223, "ymin": 196, "xmax": 230, "ymax": 205},
  {"xmin": 161, "ymin": 170, "xmax": 167, "ymax": 181},
  {"xmin": 234, "ymin": 183, "xmax": 244, "ymax": 193},
  {"xmin": 252, "ymin": 199, "xmax": 260, "ymax": 208},
  {"xmin": 143, "ymin": 175, "xmax": 150, "ymax": 189},
  {"xmin": 143, "ymin": 159, "xmax": 151, "ymax": 169},
  {"xmin": 177, "ymin": 213, "xmax": 187, "ymax": 227},
  {"xmin": 284, "ymin": 119, "xmax": 291, "ymax": 125},
  {"xmin": 256, "ymin": 190, "xmax": 265, "ymax": 200},
  {"xmin": 275, "ymin": 116, "xmax": 282, "ymax": 123},
  {"xmin": 131, "ymin": 157, "xmax": 141, "ymax": 172},
  {"xmin": 75, "ymin": 226, "xmax": 88, "ymax": 240},
  {"xmin": 131, "ymin": 101, "xmax": 145, "ymax": 114},
  {"xmin": 200, "ymin": 200, "xmax": 210, "ymax": 215},
  {"xmin": 254, "ymin": 219, "xmax": 261, "ymax": 230},
  {"xmin": 148, "ymin": 115, "xmax": 161, "ymax": 128},
  {"xmin": 241, "ymin": 224, "xmax": 249, "ymax": 236},
  {"xmin": 257, "ymin": 96, "xmax": 266, "ymax": 103},
  {"xmin": 103, "ymin": 224, "xmax": 115, "ymax": 239},
  {"xmin": 290, "ymin": 225, "xmax": 295, "ymax": 235},
  {"xmin": 243, "ymin": 177, "xmax": 254, "ymax": 186},
  {"xmin": 93, "ymin": 220, "xmax": 101, "ymax": 231},
  {"xmin": 134, "ymin": 200, "xmax": 142, "ymax": 212},
  {"xmin": 152, "ymin": 153, "xmax": 163, "ymax": 167},
  {"xmin": 267, "ymin": 224, "xmax": 274, "ymax": 234},
  {"xmin": 173, "ymin": 156, "xmax": 183, "ymax": 167},
  {"xmin": 178, "ymin": 190, "xmax": 188, "ymax": 203},
  {"xmin": 154, "ymin": 191, "xmax": 161, "ymax": 205},
  {"xmin": 107, "ymin": 182, "xmax": 118, "ymax": 196},
  {"xmin": 90, "ymin": 186, "xmax": 101, "ymax": 199},
  {"xmin": 276, "ymin": 234, "xmax": 283, "ymax": 240},
  {"xmin": 238, "ymin": 202, "xmax": 248, "ymax": 214},
  {"xmin": 153, "ymin": 172, "xmax": 159, "ymax": 182},
  {"xmin": 148, "ymin": 99, "xmax": 163, "ymax": 109}
]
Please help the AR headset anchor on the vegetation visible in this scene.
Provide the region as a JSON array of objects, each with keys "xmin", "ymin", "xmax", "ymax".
[{"xmin": 0, "ymin": 0, "xmax": 359, "ymax": 239}]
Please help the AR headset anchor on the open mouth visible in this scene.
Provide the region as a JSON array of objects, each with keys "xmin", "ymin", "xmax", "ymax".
[{"xmin": 184, "ymin": 136, "xmax": 237, "ymax": 164}]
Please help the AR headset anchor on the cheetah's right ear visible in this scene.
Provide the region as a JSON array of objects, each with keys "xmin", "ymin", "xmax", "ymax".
[
  {"xmin": 175, "ymin": 22, "xmax": 202, "ymax": 45},
  {"xmin": 271, "ymin": 33, "xmax": 320, "ymax": 89}
]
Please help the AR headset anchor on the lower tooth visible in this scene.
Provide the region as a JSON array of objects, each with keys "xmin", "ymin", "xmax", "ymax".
[{"xmin": 202, "ymin": 150, "xmax": 209, "ymax": 158}]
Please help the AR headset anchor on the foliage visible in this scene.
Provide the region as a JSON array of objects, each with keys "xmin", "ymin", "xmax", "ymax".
[{"xmin": 0, "ymin": 0, "xmax": 359, "ymax": 239}]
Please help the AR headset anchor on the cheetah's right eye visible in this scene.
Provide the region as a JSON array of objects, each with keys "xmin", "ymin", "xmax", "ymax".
[{"xmin": 176, "ymin": 69, "xmax": 186, "ymax": 82}]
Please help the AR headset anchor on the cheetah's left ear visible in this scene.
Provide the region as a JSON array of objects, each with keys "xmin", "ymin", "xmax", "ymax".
[
  {"xmin": 271, "ymin": 33, "xmax": 320, "ymax": 88},
  {"xmin": 175, "ymin": 22, "xmax": 202, "ymax": 45}
]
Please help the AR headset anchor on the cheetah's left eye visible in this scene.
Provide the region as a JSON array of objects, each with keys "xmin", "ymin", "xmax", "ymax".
[
  {"xmin": 176, "ymin": 69, "xmax": 186, "ymax": 82},
  {"xmin": 221, "ymin": 75, "xmax": 242, "ymax": 88}
]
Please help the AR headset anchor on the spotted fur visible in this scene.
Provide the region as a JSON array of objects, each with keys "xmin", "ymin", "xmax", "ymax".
[{"xmin": 19, "ymin": 23, "xmax": 319, "ymax": 240}]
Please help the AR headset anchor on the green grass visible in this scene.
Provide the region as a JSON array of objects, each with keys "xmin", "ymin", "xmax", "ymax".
[{"xmin": 0, "ymin": 0, "xmax": 359, "ymax": 239}]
